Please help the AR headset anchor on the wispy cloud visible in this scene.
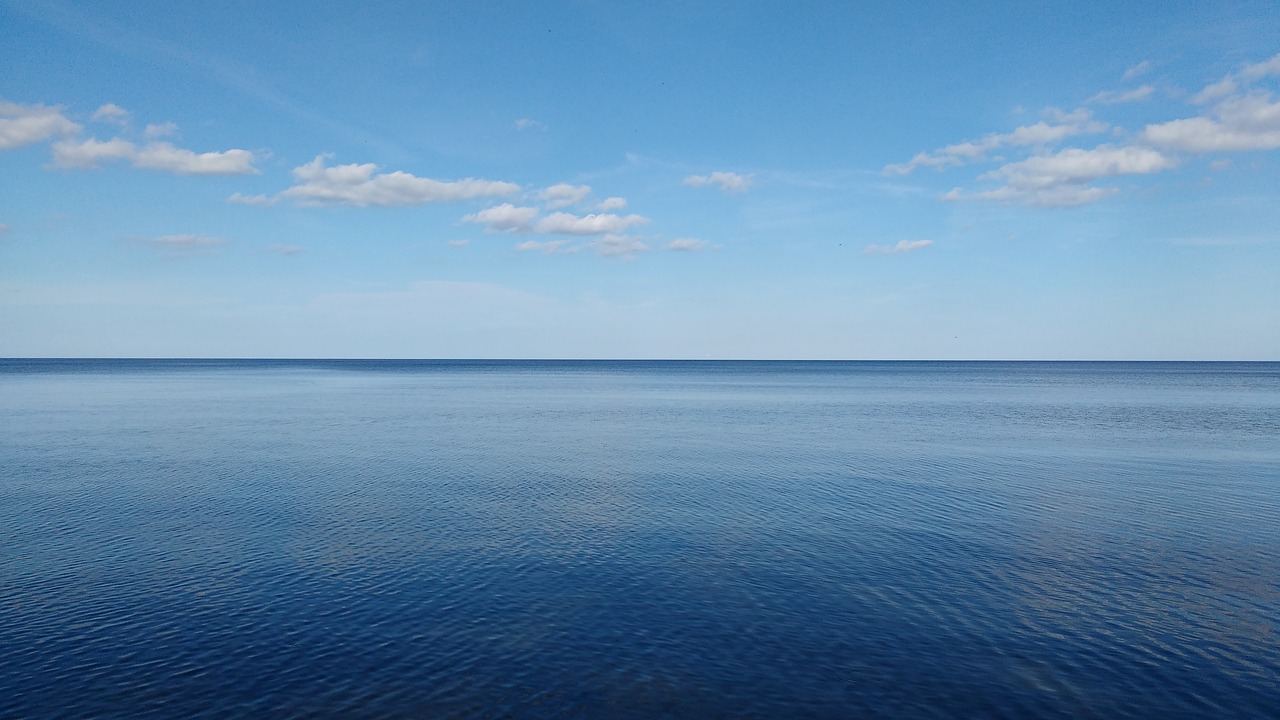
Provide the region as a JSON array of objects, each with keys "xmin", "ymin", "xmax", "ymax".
[
  {"xmin": 946, "ymin": 145, "xmax": 1176, "ymax": 206},
  {"xmin": 683, "ymin": 171, "xmax": 754, "ymax": 194},
  {"xmin": 462, "ymin": 203, "xmax": 539, "ymax": 232},
  {"xmin": 1088, "ymin": 85, "xmax": 1155, "ymax": 105},
  {"xmin": 228, "ymin": 192, "xmax": 276, "ymax": 206},
  {"xmin": 667, "ymin": 237, "xmax": 711, "ymax": 252},
  {"xmin": 49, "ymin": 137, "xmax": 135, "ymax": 168},
  {"xmin": 51, "ymin": 137, "xmax": 258, "ymax": 175},
  {"xmin": 597, "ymin": 196, "xmax": 626, "ymax": 211},
  {"xmin": 1122, "ymin": 60, "xmax": 1152, "ymax": 80},
  {"xmin": 134, "ymin": 142, "xmax": 257, "ymax": 175},
  {"xmin": 278, "ymin": 155, "xmax": 519, "ymax": 207},
  {"xmin": 886, "ymin": 54, "xmax": 1280, "ymax": 208},
  {"xmin": 0, "ymin": 101, "xmax": 80, "ymax": 150},
  {"xmin": 447, "ymin": 239, "xmax": 470, "ymax": 248},
  {"xmin": 864, "ymin": 239, "xmax": 932, "ymax": 255},
  {"xmin": 884, "ymin": 108, "xmax": 1109, "ymax": 175},
  {"xmin": 144, "ymin": 121, "xmax": 178, "ymax": 138},
  {"xmin": 515, "ymin": 239, "xmax": 575, "ymax": 254},
  {"xmin": 1143, "ymin": 91, "xmax": 1280, "ymax": 152},
  {"xmin": 133, "ymin": 233, "xmax": 228, "ymax": 255},
  {"xmin": 586, "ymin": 234, "xmax": 648, "ymax": 258},
  {"xmin": 90, "ymin": 103, "xmax": 130, "ymax": 124},
  {"xmin": 268, "ymin": 244, "xmax": 303, "ymax": 255},
  {"xmin": 514, "ymin": 117, "xmax": 545, "ymax": 131},
  {"xmin": 539, "ymin": 183, "xmax": 591, "ymax": 209},
  {"xmin": 533, "ymin": 211, "xmax": 650, "ymax": 235}
]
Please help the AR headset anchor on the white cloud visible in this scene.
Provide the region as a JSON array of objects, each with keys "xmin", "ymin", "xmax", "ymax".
[
  {"xmin": 1088, "ymin": 85, "xmax": 1155, "ymax": 105},
  {"xmin": 539, "ymin": 183, "xmax": 591, "ymax": 209},
  {"xmin": 597, "ymin": 196, "xmax": 627, "ymax": 211},
  {"xmin": 1241, "ymin": 53, "xmax": 1280, "ymax": 81},
  {"xmin": 884, "ymin": 109, "xmax": 1109, "ymax": 175},
  {"xmin": 533, "ymin": 211, "xmax": 650, "ymax": 235},
  {"xmin": 667, "ymin": 237, "xmax": 710, "ymax": 252},
  {"xmin": 463, "ymin": 203, "xmax": 539, "ymax": 232},
  {"xmin": 133, "ymin": 142, "xmax": 258, "ymax": 175},
  {"xmin": 144, "ymin": 122, "xmax": 178, "ymax": 138},
  {"xmin": 587, "ymin": 234, "xmax": 648, "ymax": 258},
  {"xmin": 944, "ymin": 145, "xmax": 1175, "ymax": 207},
  {"xmin": 90, "ymin": 103, "xmax": 130, "ymax": 124},
  {"xmin": 515, "ymin": 239, "xmax": 575, "ymax": 254},
  {"xmin": 269, "ymin": 244, "xmax": 304, "ymax": 255},
  {"xmin": 51, "ymin": 137, "xmax": 257, "ymax": 175},
  {"xmin": 864, "ymin": 239, "xmax": 933, "ymax": 255},
  {"xmin": 1192, "ymin": 77, "xmax": 1238, "ymax": 105},
  {"xmin": 280, "ymin": 155, "xmax": 520, "ymax": 207},
  {"xmin": 1142, "ymin": 92, "xmax": 1280, "ymax": 152},
  {"xmin": 447, "ymin": 239, "xmax": 470, "ymax": 248},
  {"xmin": 984, "ymin": 145, "xmax": 1175, "ymax": 189},
  {"xmin": 1191, "ymin": 53, "xmax": 1280, "ymax": 104},
  {"xmin": 228, "ymin": 192, "xmax": 277, "ymax": 206},
  {"xmin": 1122, "ymin": 61, "xmax": 1152, "ymax": 80},
  {"xmin": 683, "ymin": 171, "xmax": 754, "ymax": 193},
  {"xmin": 0, "ymin": 101, "xmax": 80, "ymax": 150},
  {"xmin": 514, "ymin": 117, "xmax": 545, "ymax": 131},
  {"xmin": 49, "ymin": 137, "xmax": 136, "ymax": 168}
]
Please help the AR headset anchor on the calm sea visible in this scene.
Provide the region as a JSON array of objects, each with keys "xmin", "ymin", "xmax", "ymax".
[{"xmin": 1, "ymin": 360, "xmax": 1277, "ymax": 718}]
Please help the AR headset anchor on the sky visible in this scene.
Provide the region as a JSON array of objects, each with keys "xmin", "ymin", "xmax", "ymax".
[{"xmin": 2, "ymin": 0, "xmax": 1279, "ymax": 359}]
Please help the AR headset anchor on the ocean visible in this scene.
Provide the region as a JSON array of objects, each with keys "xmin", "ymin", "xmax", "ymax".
[{"xmin": 1, "ymin": 360, "xmax": 1277, "ymax": 718}]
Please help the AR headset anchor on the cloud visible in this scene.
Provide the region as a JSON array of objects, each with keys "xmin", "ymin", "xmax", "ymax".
[
  {"xmin": 447, "ymin": 239, "xmax": 470, "ymax": 248},
  {"xmin": 1241, "ymin": 53, "xmax": 1280, "ymax": 81},
  {"xmin": 462, "ymin": 203, "xmax": 539, "ymax": 232},
  {"xmin": 1192, "ymin": 78, "xmax": 1238, "ymax": 105},
  {"xmin": 683, "ymin": 171, "xmax": 754, "ymax": 193},
  {"xmin": 515, "ymin": 239, "xmax": 575, "ymax": 254},
  {"xmin": 984, "ymin": 144, "xmax": 1175, "ymax": 189},
  {"xmin": 279, "ymin": 155, "xmax": 520, "ymax": 207},
  {"xmin": 50, "ymin": 136, "xmax": 257, "ymax": 174},
  {"xmin": 514, "ymin": 117, "xmax": 545, "ymax": 131},
  {"xmin": 144, "ymin": 122, "xmax": 178, "ymax": 138},
  {"xmin": 533, "ymin": 211, "xmax": 650, "ymax": 235},
  {"xmin": 864, "ymin": 239, "xmax": 933, "ymax": 255},
  {"xmin": 0, "ymin": 223, "xmax": 9, "ymax": 236},
  {"xmin": 268, "ymin": 244, "xmax": 304, "ymax": 255},
  {"xmin": 90, "ymin": 103, "xmax": 130, "ymax": 124},
  {"xmin": 1088, "ymin": 85, "xmax": 1155, "ymax": 105},
  {"xmin": 133, "ymin": 142, "xmax": 257, "ymax": 175},
  {"xmin": 49, "ymin": 137, "xmax": 136, "ymax": 167},
  {"xmin": 136, "ymin": 233, "xmax": 228, "ymax": 251},
  {"xmin": 587, "ymin": 234, "xmax": 648, "ymax": 258},
  {"xmin": 1142, "ymin": 92, "xmax": 1280, "ymax": 152},
  {"xmin": 228, "ymin": 192, "xmax": 277, "ymax": 206},
  {"xmin": 1191, "ymin": 52, "xmax": 1280, "ymax": 104},
  {"xmin": 0, "ymin": 101, "xmax": 80, "ymax": 150},
  {"xmin": 1122, "ymin": 61, "xmax": 1152, "ymax": 80},
  {"xmin": 948, "ymin": 144, "xmax": 1176, "ymax": 206},
  {"xmin": 597, "ymin": 196, "xmax": 626, "ymax": 210},
  {"xmin": 539, "ymin": 183, "xmax": 591, "ymax": 209},
  {"xmin": 943, "ymin": 184, "xmax": 1116, "ymax": 207},
  {"xmin": 667, "ymin": 237, "xmax": 711, "ymax": 252},
  {"xmin": 885, "ymin": 109, "xmax": 1109, "ymax": 175}
]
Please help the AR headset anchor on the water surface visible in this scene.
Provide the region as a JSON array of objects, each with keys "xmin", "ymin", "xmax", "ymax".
[{"xmin": 2, "ymin": 360, "xmax": 1277, "ymax": 717}]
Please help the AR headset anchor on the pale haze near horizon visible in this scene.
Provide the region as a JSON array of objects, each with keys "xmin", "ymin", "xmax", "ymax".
[{"xmin": 1, "ymin": 1, "xmax": 1278, "ymax": 360}]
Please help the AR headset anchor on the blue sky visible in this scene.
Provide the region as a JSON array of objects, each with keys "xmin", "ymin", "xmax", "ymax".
[{"xmin": 2, "ymin": 0, "xmax": 1278, "ymax": 359}]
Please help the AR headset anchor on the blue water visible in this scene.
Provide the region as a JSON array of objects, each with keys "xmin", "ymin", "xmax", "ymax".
[{"xmin": 2, "ymin": 360, "xmax": 1277, "ymax": 718}]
